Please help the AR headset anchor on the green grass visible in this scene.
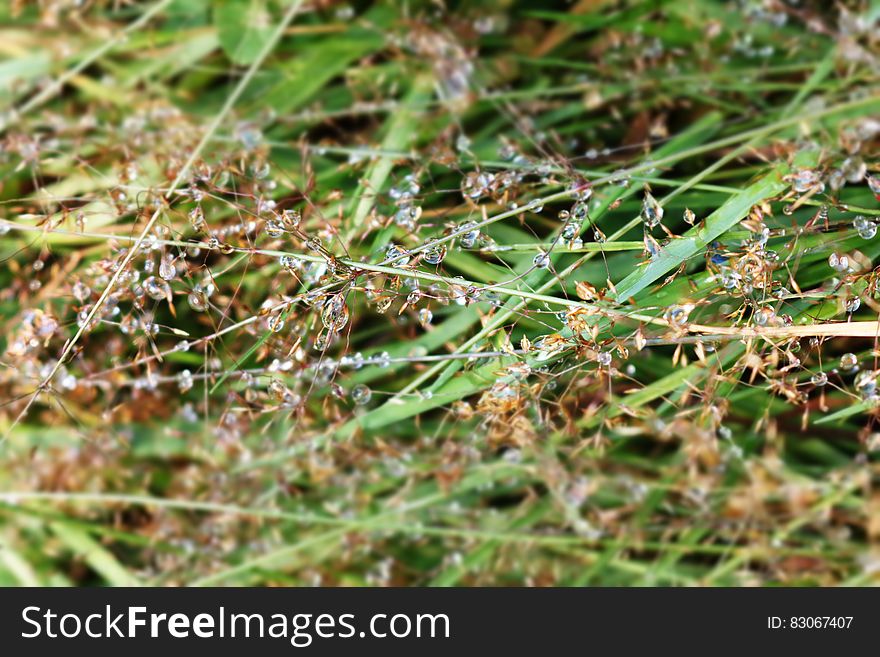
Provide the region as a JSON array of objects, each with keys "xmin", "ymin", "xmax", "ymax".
[{"xmin": 0, "ymin": 0, "xmax": 878, "ymax": 587}]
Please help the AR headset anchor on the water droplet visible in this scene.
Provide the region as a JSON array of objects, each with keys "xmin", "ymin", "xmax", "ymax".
[
  {"xmin": 188, "ymin": 207, "xmax": 207, "ymax": 232},
  {"xmin": 461, "ymin": 171, "xmax": 495, "ymax": 201},
  {"xmin": 533, "ymin": 252, "xmax": 550, "ymax": 268},
  {"xmin": 143, "ymin": 276, "xmax": 171, "ymax": 301},
  {"xmin": 158, "ymin": 254, "xmax": 176, "ymax": 281},
  {"xmin": 683, "ymin": 208, "xmax": 696, "ymax": 225},
  {"xmin": 394, "ymin": 204, "xmax": 422, "ymax": 229},
  {"xmin": 664, "ymin": 304, "xmax": 692, "ymax": 329},
  {"xmin": 841, "ymin": 156, "xmax": 866, "ymax": 183},
  {"xmin": 321, "ymin": 294, "xmax": 350, "ymax": 332},
  {"xmin": 840, "ymin": 352, "xmax": 858, "ymax": 371},
  {"xmin": 385, "ymin": 243, "xmax": 411, "ymax": 265},
  {"xmin": 418, "ymin": 308, "xmax": 433, "ymax": 326},
  {"xmin": 828, "ymin": 252, "xmax": 849, "ymax": 272},
  {"xmin": 281, "ymin": 209, "xmax": 301, "ymax": 228},
  {"xmin": 351, "ymin": 384, "xmax": 372, "ymax": 405},
  {"xmin": 177, "ymin": 369, "xmax": 194, "ymax": 393},
  {"xmin": 279, "ymin": 254, "xmax": 298, "ymax": 272},
  {"xmin": 597, "ymin": 351, "xmax": 612, "ymax": 367},
  {"xmin": 561, "ymin": 221, "xmax": 579, "ymax": 241},
  {"xmin": 811, "ymin": 372, "xmax": 828, "ymax": 386},
  {"xmin": 643, "ymin": 233, "xmax": 661, "ymax": 260},
  {"xmin": 72, "ymin": 281, "xmax": 91, "ymax": 302},
  {"xmin": 187, "ymin": 288, "xmax": 209, "ymax": 312},
  {"xmin": 569, "ymin": 180, "xmax": 593, "ymax": 202},
  {"xmin": 458, "ymin": 221, "xmax": 480, "ymax": 249},
  {"xmin": 267, "ymin": 314, "xmax": 285, "ymax": 332},
  {"xmin": 854, "ymin": 215, "xmax": 877, "ymax": 239},
  {"xmin": 789, "ymin": 168, "xmax": 823, "ymax": 193},
  {"xmin": 423, "ymin": 239, "xmax": 447, "ymax": 265},
  {"xmin": 265, "ymin": 220, "xmax": 284, "ymax": 238},
  {"xmin": 641, "ymin": 191, "xmax": 664, "ymax": 228},
  {"xmin": 753, "ymin": 307, "xmax": 774, "ymax": 326},
  {"xmin": 855, "ymin": 370, "xmax": 878, "ymax": 401},
  {"xmin": 867, "ymin": 174, "xmax": 880, "ymax": 200},
  {"xmin": 845, "ymin": 296, "xmax": 861, "ymax": 313}
]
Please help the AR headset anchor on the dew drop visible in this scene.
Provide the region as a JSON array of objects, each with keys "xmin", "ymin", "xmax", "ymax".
[
  {"xmin": 385, "ymin": 243, "xmax": 411, "ymax": 265},
  {"xmin": 351, "ymin": 384, "xmax": 372, "ymax": 405},
  {"xmin": 640, "ymin": 191, "xmax": 664, "ymax": 228},
  {"xmin": 855, "ymin": 370, "xmax": 878, "ymax": 401},
  {"xmin": 143, "ymin": 276, "xmax": 171, "ymax": 301},
  {"xmin": 264, "ymin": 220, "xmax": 285, "ymax": 238},
  {"xmin": 423, "ymin": 239, "xmax": 448, "ymax": 265},
  {"xmin": 866, "ymin": 174, "xmax": 880, "ymax": 200},
  {"xmin": 854, "ymin": 215, "xmax": 877, "ymax": 239},
  {"xmin": 321, "ymin": 294, "xmax": 350, "ymax": 332},
  {"xmin": 664, "ymin": 304, "xmax": 691, "ymax": 329},
  {"xmin": 281, "ymin": 209, "xmax": 301, "ymax": 229},
  {"xmin": 177, "ymin": 369, "xmax": 194, "ymax": 393},
  {"xmin": 458, "ymin": 222, "xmax": 480, "ymax": 249},
  {"xmin": 188, "ymin": 207, "xmax": 207, "ymax": 232},
  {"xmin": 187, "ymin": 288, "xmax": 209, "ymax": 312},
  {"xmin": 158, "ymin": 254, "xmax": 176, "ymax": 281},
  {"xmin": 72, "ymin": 280, "xmax": 91, "ymax": 302}
]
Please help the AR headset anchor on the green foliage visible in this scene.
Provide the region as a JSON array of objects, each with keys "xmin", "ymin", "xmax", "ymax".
[{"xmin": 0, "ymin": 0, "xmax": 878, "ymax": 588}]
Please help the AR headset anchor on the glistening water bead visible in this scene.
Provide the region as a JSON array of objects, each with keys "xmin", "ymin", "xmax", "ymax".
[
  {"xmin": 188, "ymin": 207, "xmax": 206, "ymax": 232},
  {"xmin": 351, "ymin": 384, "xmax": 372, "ymax": 405},
  {"xmin": 187, "ymin": 287, "xmax": 209, "ymax": 312},
  {"xmin": 854, "ymin": 215, "xmax": 877, "ymax": 239},
  {"xmin": 664, "ymin": 305, "xmax": 691, "ymax": 329},
  {"xmin": 281, "ymin": 209, "xmax": 301, "ymax": 228},
  {"xmin": 855, "ymin": 370, "xmax": 879, "ymax": 402},
  {"xmin": 264, "ymin": 220, "xmax": 284, "ymax": 238},
  {"xmin": 158, "ymin": 255, "xmax": 176, "ymax": 281},
  {"xmin": 828, "ymin": 252, "xmax": 849, "ymax": 272},
  {"xmin": 72, "ymin": 280, "xmax": 91, "ymax": 302},
  {"xmin": 177, "ymin": 369, "xmax": 193, "ymax": 393},
  {"xmin": 640, "ymin": 190, "xmax": 663, "ymax": 228},
  {"xmin": 321, "ymin": 294, "xmax": 350, "ymax": 332},
  {"xmin": 840, "ymin": 353, "xmax": 858, "ymax": 371},
  {"xmin": 143, "ymin": 276, "xmax": 170, "ymax": 301},
  {"xmin": 386, "ymin": 243, "xmax": 411, "ymax": 265},
  {"xmin": 423, "ymin": 239, "xmax": 447, "ymax": 265},
  {"xmin": 458, "ymin": 222, "xmax": 480, "ymax": 249}
]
